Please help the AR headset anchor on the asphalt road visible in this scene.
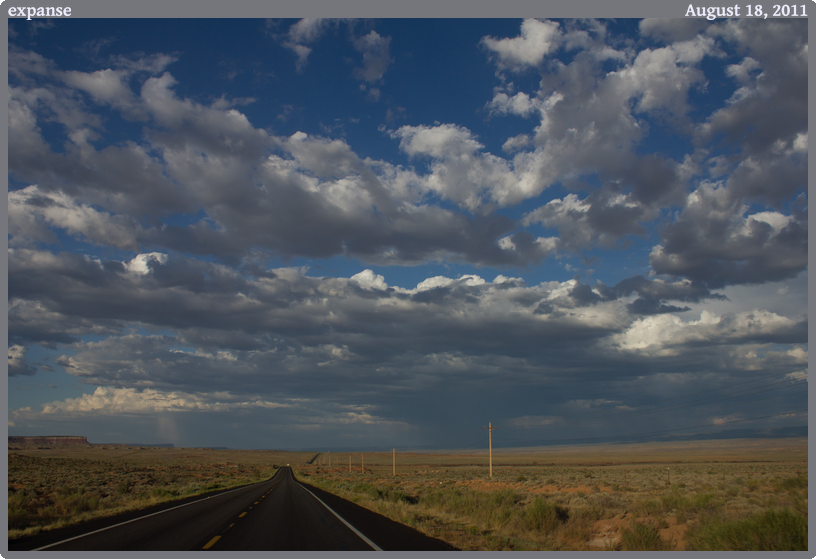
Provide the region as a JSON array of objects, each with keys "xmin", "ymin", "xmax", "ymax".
[{"xmin": 7, "ymin": 467, "xmax": 456, "ymax": 551}]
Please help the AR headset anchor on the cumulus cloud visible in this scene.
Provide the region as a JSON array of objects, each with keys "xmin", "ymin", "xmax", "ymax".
[
  {"xmin": 353, "ymin": 31, "xmax": 392, "ymax": 84},
  {"xmin": 9, "ymin": 345, "xmax": 37, "ymax": 377},
  {"xmin": 35, "ymin": 386, "xmax": 292, "ymax": 415},
  {"xmin": 611, "ymin": 310, "xmax": 807, "ymax": 357},
  {"xmin": 649, "ymin": 182, "xmax": 808, "ymax": 287},
  {"xmin": 523, "ymin": 192, "xmax": 656, "ymax": 251},
  {"xmin": 482, "ymin": 18, "xmax": 562, "ymax": 72},
  {"xmin": 8, "ymin": 56, "xmax": 556, "ymax": 268},
  {"xmin": 9, "ymin": 185, "xmax": 143, "ymax": 250},
  {"xmin": 7, "ymin": 19, "xmax": 807, "ymax": 447},
  {"xmin": 281, "ymin": 18, "xmax": 333, "ymax": 70}
]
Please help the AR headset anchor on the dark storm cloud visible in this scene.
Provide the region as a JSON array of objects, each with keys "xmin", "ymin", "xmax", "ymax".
[
  {"xmin": 564, "ymin": 275, "xmax": 723, "ymax": 315},
  {"xmin": 612, "ymin": 275, "xmax": 724, "ymax": 303},
  {"xmin": 10, "ymin": 248, "xmax": 805, "ymax": 397},
  {"xmin": 649, "ymin": 185, "xmax": 808, "ymax": 288},
  {"xmin": 700, "ymin": 19, "xmax": 807, "ymax": 162},
  {"xmin": 8, "ymin": 346, "xmax": 38, "ymax": 377}
]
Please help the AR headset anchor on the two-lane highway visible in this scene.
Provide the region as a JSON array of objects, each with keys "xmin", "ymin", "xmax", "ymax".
[
  {"xmin": 203, "ymin": 467, "xmax": 377, "ymax": 550},
  {"xmin": 8, "ymin": 467, "xmax": 456, "ymax": 551}
]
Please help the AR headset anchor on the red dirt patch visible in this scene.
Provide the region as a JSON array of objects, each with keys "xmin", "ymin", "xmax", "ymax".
[
  {"xmin": 659, "ymin": 516, "xmax": 688, "ymax": 551},
  {"xmin": 588, "ymin": 513, "xmax": 630, "ymax": 549}
]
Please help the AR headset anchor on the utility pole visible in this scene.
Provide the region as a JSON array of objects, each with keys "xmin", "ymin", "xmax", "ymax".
[
  {"xmin": 361, "ymin": 453, "xmax": 364, "ymax": 473},
  {"xmin": 349, "ymin": 455, "xmax": 352, "ymax": 473},
  {"xmin": 393, "ymin": 447, "xmax": 396, "ymax": 477},
  {"xmin": 484, "ymin": 422, "xmax": 497, "ymax": 479}
]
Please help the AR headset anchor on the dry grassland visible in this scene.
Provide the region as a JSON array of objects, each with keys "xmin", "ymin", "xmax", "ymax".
[
  {"xmin": 300, "ymin": 438, "xmax": 808, "ymax": 551},
  {"xmin": 7, "ymin": 438, "xmax": 807, "ymax": 550},
  {"xmin": 7, "ymin": 445, "xmax": 316, "ymax": 540}
]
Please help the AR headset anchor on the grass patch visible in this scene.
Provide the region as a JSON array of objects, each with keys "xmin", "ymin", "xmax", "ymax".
[
  {"xmin": 686, "ymin": 508, "xmax": 807, "ymax": 551},
  {"xmin": 620, "ymin": 522, "xmax": 673, "ymax": 551},
  {"xmin": 8, "ymin": 452, "xmax": 278, "ymax": 538},
  {"xmin": 775, "ymin": 476, "xmax": 807, "ymax": 491},
  {"xmin": 524, "ymin": 497, "xmax": 568, "ymax": 532}
]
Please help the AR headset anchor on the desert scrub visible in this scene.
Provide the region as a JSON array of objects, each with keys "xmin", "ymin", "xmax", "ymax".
[
  {"xmin": 775, "ymin": 475, "xmax": 807, "ymax": 492},
  {"xmin": 524, "ymin": 497, "xmax": 568, "ymax": 532},
  {"xmin": 619, "ymin": 522, "xmax": 673, "ymax": 551},
  {"xmin": 8, "ymin": 453, "xmax": 277, "ymax": 538},
  {"xmin": 421, "ymin": 487, "xmax": 522, "ymax": 530},
  {"xmin": 686, "ymin": 508, "xmax": 807, "ymax": 551}
]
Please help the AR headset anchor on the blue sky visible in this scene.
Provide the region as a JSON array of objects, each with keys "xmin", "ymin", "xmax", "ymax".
[{"xmin": 8, "ymin": 18, "xmax": 808, "ymax": 450}]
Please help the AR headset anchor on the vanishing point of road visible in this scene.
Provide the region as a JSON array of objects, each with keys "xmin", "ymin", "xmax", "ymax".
[{"xmin": 7, "ymin": 467, "xmax": 456, "ymax": 551}]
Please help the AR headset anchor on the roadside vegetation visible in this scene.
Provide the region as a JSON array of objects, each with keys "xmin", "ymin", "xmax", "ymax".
[
  {"xmin": 302, "ymin": 459, "xmax": 808, "ymax": 551},
  {"xmin": 9, "ymin": 440, "xmax": 807, "ymax": 550},
  {"xmin": 7, "ymin": 448, "xmax": 290, "ymax": 539}
]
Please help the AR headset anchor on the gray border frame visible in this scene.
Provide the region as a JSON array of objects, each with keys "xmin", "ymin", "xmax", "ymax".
[{"xmin": 3, "ymin": 1, "xmax": 812, "ymax": 558}]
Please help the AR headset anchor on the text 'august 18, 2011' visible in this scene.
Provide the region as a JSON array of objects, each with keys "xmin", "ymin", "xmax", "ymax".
[{"xmin": 686, "ymin": 4, "xmax": 808, "ymax": 19}]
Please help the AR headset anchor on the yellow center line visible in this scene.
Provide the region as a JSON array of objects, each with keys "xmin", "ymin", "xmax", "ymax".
[
  {"xmin": 254, "ymin": 501, "xmax": 259, "ymax": 505},
  {"xmin": 202, "ymin": 536, "xmax": 221, "ymax": 550},
  {"xmin": 239, "ymin": 512, "xmax": 247, "ymax": 518}
]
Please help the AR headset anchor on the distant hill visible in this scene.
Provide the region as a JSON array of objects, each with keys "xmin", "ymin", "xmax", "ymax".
[
  {"xmin": 98, "ymin": 443, "xmax": 176, "ymax": 448},
  {"xmin": 8, "ymin": 436, "xmax": 90, "ymax": 447},
  {"xmin": 8, "ymin": 436, "xmax": 175, "ymax": 448},
  {"xmin": 613, "ymin": 425, "xmax": 807, "ymax": 445}
]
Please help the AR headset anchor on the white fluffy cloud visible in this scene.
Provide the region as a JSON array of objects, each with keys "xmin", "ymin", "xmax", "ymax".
[
  {"xmin": 482, "ymin": 18, "xmax": 562, "ymax": 71},
  {"xmin": 611, "ymin": 309, "xmax": 807, "ymax": 358},
  {"xmin": 282, "ymin": 18, "xmax": 332, "ymax": 70},
  {"xmin": 8, "ymin": 344, "xmax": 37, "ymax": 377},
  {"xmin": 353, "ymin": 30, "xmax": 392, "ymax": 83},
  {"xmin": 9, "ymin": 185, "xmax": 143, "ymax": 250},
  {"xmin": 33, "ymin": 386, "xmax": 292, "ymax": 415}
]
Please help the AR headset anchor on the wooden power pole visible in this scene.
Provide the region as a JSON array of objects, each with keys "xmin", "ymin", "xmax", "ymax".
[
  {"xmin": 361, "ymin": 453, "xmax": 364, "ymax": 473},
  {"xmin": 393, "ymin": 447, "xmax": 396, "ymax": 476},
  {"xmin": 349, "ymin": 455, "xmax": 351, "ymax": 473},
  {"xmin": 484, "ymin": 422, "xmax": 497, "ymax": 479}
]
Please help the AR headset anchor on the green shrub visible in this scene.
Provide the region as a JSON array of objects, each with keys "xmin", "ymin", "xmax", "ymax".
[
  {"xmin": 524, "ymin": 497, "xmax": 568, "ymax": 532},
  {"xmin": 682, "ymin": 492, "xmax": 720, "ymax": 514},
  {"xmin": 53, "ymin": 492, "xmax": 99, "ymax": 515},
  {"xmin": 686, "ymin": 508, "xmax": 807, "ymax": 551},
  {"xmin": 8, "ymin": 490, "xmax": 38, "ymax": 529},
  {"xmin": 351, "ymin": 483, "xmax": 384, "ymax": 500},
  {"xmin": 150, "ymin": 487, "xmax": 178, "ymax": 498},
  {"xmin": 571, "ymin": 504, "xmax": 605, "ymax": 523},
  {"xmin": 660, "ymin": 490, "xmax": 688, "ymax": 511},
  {"xmin": 632, "ymin": 499, "xmax": 661, "ymax": 517},
  {"xmin": 775, "ymin": 476, "xmax": 807, "ymax": 491},
  {"xmin": 620, "ymin": 522, "xmax": 673, "ymax": 551}
]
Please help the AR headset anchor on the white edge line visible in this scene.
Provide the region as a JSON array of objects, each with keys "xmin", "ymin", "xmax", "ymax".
[
  {"xmin": 296, "ymin": 480, "xmax": 383, "ymax": 551},
  {"xmin": 32, "ymin": 474, "xmax": 280, "ymax": 551}
]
